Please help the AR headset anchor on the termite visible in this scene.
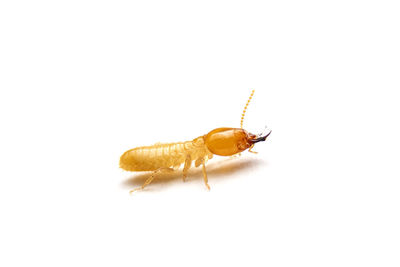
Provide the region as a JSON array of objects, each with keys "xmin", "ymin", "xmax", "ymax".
[{"xmin": 120, "ymin": 90, "xmax": 271, "ymax": 193}]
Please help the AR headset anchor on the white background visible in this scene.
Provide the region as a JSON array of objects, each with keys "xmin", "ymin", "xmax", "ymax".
[{"xmin": 1, "ymin": 1, "xmax": 399, "ymax": 266}]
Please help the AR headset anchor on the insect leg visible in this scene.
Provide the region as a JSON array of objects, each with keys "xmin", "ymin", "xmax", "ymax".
[
  {"xmin": 248, "ymin": 144, "xmax": 258, "ymax": 154},
  {"xmin": 130, "ymin": 167, "xmax": 173, "ymax": 194},
  {"xmin": 231, "ymin": 153, "xmax": 241, "ymax": 158},
  {"xmin": 201, "ymin": 159, "xmax": 211, "ymax": 190},
  {"xmin": 182, "ymin": 155, "xmax": 192, "ymax": 182}
]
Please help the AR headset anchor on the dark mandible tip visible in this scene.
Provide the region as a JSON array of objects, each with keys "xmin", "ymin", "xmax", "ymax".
[{"xmin": 252, "ymin": 129, "xmax": 272, "ymax": 143}]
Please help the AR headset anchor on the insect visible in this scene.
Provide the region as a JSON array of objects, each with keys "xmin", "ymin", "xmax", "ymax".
[{"xmin": 120, "ymin": 90, "xmax": 271, "ymax": 193}]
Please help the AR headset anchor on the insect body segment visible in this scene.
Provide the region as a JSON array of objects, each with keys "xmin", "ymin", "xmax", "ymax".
[
  {"xmin": 120, "ymin": 137, "xmax": 214, "ymax": 192},
  {"xmin": 120, "ymin": 90, "xmax": 271, "ymax": 193},
  {"xmin": 205, "ymin": 128, "xmax": 256, "ymax": 156},
  {"xmin": 120, "ymin": 137, "xmax": 211, "ymax": 172}
]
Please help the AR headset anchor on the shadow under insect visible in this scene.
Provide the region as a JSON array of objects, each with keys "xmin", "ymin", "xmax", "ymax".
[{"xmin": 121, "ymin": 157, "xmax": 267, "ymax": 190}]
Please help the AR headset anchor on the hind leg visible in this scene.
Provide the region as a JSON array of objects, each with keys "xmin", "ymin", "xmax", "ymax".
[{"xmin": 130, "ymin": 167, "xmax": 173, "ymax": 194}]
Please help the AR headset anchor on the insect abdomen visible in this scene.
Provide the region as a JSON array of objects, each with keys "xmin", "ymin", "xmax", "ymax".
[{"xmin": 120, "ymin": 141, "xmax": 198, "ymax": 172}]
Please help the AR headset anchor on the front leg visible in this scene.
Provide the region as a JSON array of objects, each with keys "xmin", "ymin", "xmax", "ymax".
[{"xmin": 248, "ymin": 143, "xmax": 258, "ymax": 154}]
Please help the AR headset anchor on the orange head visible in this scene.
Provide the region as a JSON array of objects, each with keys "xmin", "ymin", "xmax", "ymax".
[
  {"xmin": 205, "ymin": 89, "xmax": 271, "ymax": 156},
  {"xmin": 204, "ymin": 127, "xmax": 271, "ymax": 156}
]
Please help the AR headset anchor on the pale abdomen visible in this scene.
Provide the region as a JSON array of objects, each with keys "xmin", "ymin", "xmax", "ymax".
[{"xmin": 120, "ymin": 141, "xmax": 203, "ymax": 172}]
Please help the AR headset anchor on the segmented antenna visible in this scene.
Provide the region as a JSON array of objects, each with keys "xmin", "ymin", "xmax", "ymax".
[{"xmin": 240, "ymin": 89, "xmax": 255, "ymax": 128}]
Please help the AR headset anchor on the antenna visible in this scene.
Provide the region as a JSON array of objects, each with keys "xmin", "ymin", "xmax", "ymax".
[{"xmin": 240, "ymin": 89, "xmax": 255, "ymax": 128}]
